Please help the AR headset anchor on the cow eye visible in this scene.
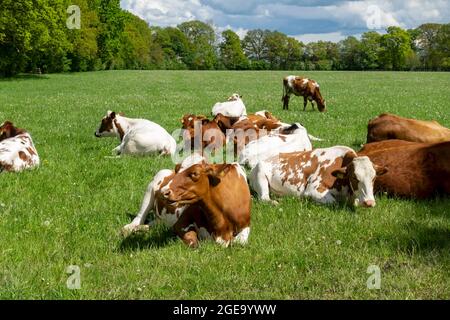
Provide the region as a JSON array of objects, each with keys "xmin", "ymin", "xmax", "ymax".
[{"xmin": 190, "ymin": 172, "xmax": 199, "ymax": 179}]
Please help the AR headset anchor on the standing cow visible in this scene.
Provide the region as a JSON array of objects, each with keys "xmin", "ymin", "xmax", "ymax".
[{"xmin": 282, "ymin": 76, "xmax": 326, "ymax": 112}]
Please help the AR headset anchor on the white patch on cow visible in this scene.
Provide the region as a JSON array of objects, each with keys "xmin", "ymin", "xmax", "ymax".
[
  {"xmin": 178, "ymin": 153, "xmax": 206, "ymax": 172},
  {"xmin": 233, "ymin": 227, "xmax": 250, "ymax": 245},
  {"xmin": 302, "ymin": 78, "xmax": 309, "ymax": 86},
  {"xmin": 352, "ymin": 156, "xmax": 377, "ymax": 206},
  {"xmin": 215, "ymin": 237, "xmax": 231, "ymax": 248},
  {"xmin": 254, "ymin": 110, "xmax": 268, "ymax": 118},
  {"xmin": 233, "ymin": 163, "xmax": 247, "ymax": 182}
]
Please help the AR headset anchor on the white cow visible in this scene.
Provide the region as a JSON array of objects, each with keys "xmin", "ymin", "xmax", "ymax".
[
  {"xmin": 0, "ymin": 121, "xmax": 40, "ymax": 172},
  {"xmin": 212, "ymin": 93, "xmax": 247, "ymax": 118},
  {"xmin": 95, "ymin": 111, "xmax": 176, "ymax": 156},
  {"xmin": 238, "ymin": 123, "xmax": 313, "ymax": 169}
]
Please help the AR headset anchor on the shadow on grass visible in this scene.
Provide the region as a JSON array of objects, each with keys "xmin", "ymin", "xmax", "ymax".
[
  {"xmin": 118, "ymin": 223, "xmax": 177, "ymax": 252},
  {"xmin": 0, "ymin": 74, "xmax": 50, "ymax": 81}
]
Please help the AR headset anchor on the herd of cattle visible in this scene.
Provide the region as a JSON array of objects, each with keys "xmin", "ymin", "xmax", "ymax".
[{"xmin": 1, "ymin": 75, "xmax": 449, "ymax": 248}]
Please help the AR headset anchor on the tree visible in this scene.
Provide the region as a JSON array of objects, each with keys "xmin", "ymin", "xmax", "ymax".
[
  {"xmin": 178, "ymin": 20, "xmax": 217, "ymax": 70},
  {"xmin": 97, "ymin": 0, "xmax": 126, "ymax": 69},
  {"xmin": 379, "ymin": 26, "xmax": 413, "ymax": 70},
  {"xmin": 219, "ymin": 30, "xmax": 248, "ymax": 70},
  {"xmin": 66, "ymin": 0, "xmax": 100, "ymax": 72},
  {"xmin": 436, "ymin": 23, "xmax": 450, "ymax": 70},
  {"xmin": 242, "ymin": 29, "xmax": 270, "ymax": 62},
  {"xmin": 339, "ymin": 36, "xmax": 363, "ymax": 70},
  {"xmin": 360, "ymin": 31, "xmax": 382, "ymax": 70},
  {"xmin": 119, "ymin": 12, "xmax": 152, "ymax": 69},
  {"xmin": 0, "ymin": 0, "xmax": 71, "ymax": 76}
]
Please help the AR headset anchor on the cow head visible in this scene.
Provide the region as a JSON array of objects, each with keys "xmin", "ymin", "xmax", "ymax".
[
  {"xmin": 332, "ymin": 156, "xmax": 387, "ymax": 208},
  {"xmin": 94, "ymin": 111, "xmax": 123, "ymax": 138},
  {"xmin": 227, "ymin": 93, "xmax": 242, "ymax": 101},
  {"xmin": 0, "ymin": 121, "xmax": 25, "ymax": 142},
  {"xmin": 161, "ymin": 162, "xmax": 231, "ymax": 206}
]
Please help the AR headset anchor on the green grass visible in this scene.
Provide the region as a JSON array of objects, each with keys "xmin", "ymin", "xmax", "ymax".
[{"xmin": 0, "ymin": 70, "xmax": 449, "ymax": 299}]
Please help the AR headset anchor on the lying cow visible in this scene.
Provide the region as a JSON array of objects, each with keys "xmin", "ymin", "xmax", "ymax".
[
  {"xmin": 250, "ymin": 146, "xmax": 387, "ymax": 207},
  {"xmin": 367, "ymin": 113, "xmax": 450, "ymax": 144},
  {"xmin": 0, "ymin": 121, "xmax": 40, "ymax": 173},
  {"xmin": 95, "ymin": 111, "xmax": 176, "ymax": 156},
  {"xmin": 122, "ymin": 154, "xmax": 251, "ymax": 248},
  {"xmin": 212, "ymin": 93, "xmax": 247, "ymax": 118},
  {"xmin": 358, "ymin": 139, "xmax": 450, "ymax": 198},
  {"xmin": 282, "ymin": 76, "xmax": 326, "ymax": 112},
  {"xmin": 238, "ymin": 123, "xmax": 313, "ymax": 169}
]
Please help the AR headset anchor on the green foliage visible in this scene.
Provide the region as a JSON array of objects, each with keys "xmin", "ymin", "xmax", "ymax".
[
  {"xmin": 0, "ymin": 2, "xmax": 449, "ymax": 77},
  {"xmin": 220, "ymin": 30, "xmax": 249, "ymax": 70}
]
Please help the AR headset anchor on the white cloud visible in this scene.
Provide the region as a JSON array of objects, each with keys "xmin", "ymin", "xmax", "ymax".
[
  {"xmin": 294, "ymin": 32, "xmax": 348, "ymax": 44},
  {"xmin": 120, "ymin": 0, "xmax": 450, "ymax": 42}
]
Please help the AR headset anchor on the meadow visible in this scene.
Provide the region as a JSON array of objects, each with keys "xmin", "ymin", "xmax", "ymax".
[{"xmin": 0, "ymin": 70, "xmax": 449, "ymax": 299}]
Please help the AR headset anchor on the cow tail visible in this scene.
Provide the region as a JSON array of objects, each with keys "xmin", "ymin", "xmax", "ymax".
[{"xmin": 308, "ymin": 134, "xmax": 324, "ymax": 142}]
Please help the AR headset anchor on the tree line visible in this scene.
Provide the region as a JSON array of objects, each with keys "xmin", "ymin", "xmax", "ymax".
[{"xmin": 1, "ymin": 0, "xmax": 449, "ymax": 77}]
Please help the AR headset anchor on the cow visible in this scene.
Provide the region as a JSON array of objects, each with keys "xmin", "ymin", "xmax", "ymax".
[
  {"xmin": 282, "ymin": 76, "xmax": 326, "ymax": 112},
  {"xmin": 181, "ymin": 114, "xmax": 207, "ymax": 129},
  {"xmin": 238, "ymin": 123, "xmax": 313, "ymax": 169},
  {"xmin": 358, "ymin": 140, "xmax": 450, "ymax": 199},
  {"xmin": 250, "ymin": 146, "xmax": 387, "ymax": 207},
  {"xmin": 0, "ymin": 121, "xmax": 40, "ymax": 173},
  {"xmin": 212, "ymin": 93, "xmax": 247, "ymax": 118},
  {"xmin": 183, "ymin": 117, "xmax": 226, "ymax": 151},
  {"xmin": 367, "ymin": 113, "xmax": 450, "ymax": 144},
  {"xmin": 95, "ymin": 111, "xmax": 176, "ymax": 156},
  {"xmin": 122, "ymin": 154, "xmax": 251, "ymax": 248}
]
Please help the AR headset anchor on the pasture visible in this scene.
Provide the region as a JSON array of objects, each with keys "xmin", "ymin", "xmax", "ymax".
[{"xmin": 0, "ymin": 70, "xmax": 449, "ymax": 299}]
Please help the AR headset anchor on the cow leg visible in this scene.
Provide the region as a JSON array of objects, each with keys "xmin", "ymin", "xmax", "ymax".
[
  {"xmin": 250, "ymin": 163, "xmax": 278, "ymax": 204},
  {"xmin": 232, "ymin": 227, "xmax": 251, "ymax": 246},
  {"xmin": 282, "ymin": 94, "xmax": 291, "ymax": 110},
  {"xmin": 122, "ymin": 170, "xmax": 172, "ymax": 236},
  {"xmin": 173, "ymin": 212, "xmax": 200, "ymax": 248},
  {"xmin": 303, "ymin": 97, "xmax": 308, "ymax": 111}
]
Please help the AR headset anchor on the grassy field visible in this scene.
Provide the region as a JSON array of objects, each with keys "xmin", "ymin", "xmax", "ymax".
[{"xmin": 0, "ymin": 70, "xmax": 449, "ymax": 299}]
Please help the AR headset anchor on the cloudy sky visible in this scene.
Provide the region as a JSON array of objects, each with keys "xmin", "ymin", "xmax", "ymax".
[{"xmin": 120, "ymin": 0, "xmax": 450, "ymax": 43}]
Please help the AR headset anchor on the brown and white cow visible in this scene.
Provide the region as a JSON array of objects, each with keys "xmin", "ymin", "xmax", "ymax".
[
  {"xmin": 250, "ymin": 146, "xmax": 386, "ymax": 207},
  {"xmin": 282, "ymin": 76, "xmax": 326, "ymax": 112},
  {"xmin": 358, "ymin": 139, "xmax": 450, "ymax": 199},
  {"xmin": 123, "ymin": 154, "xmax": 251, "ymax": 248},
  {"xmin": 367, "ymin": 113, "xmax": 450, "ymax": 144},
  {"xmin": 0, "ymin": 121, "xmax": 40, "ymax": 173}
]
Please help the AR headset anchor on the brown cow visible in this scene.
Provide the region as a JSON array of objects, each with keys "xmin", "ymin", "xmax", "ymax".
[
  {"xmin": 122, "ymin": 154, "xmax": 251, "ymax": 247},
  {"xmin": 358, "ymin": 140, "xmax": 450, "ymax": 198},
  {"xmin": 150, "ymin": 155, "xmax": 251, "ymax": 247},
  {"xmin": 181, "ymin": 114, "xmax": 225, "ymax": 151},
  {"xmin": 367, "ymin": 113, "xmax": 450, "ymax": 144},
  {"xmin": 282, "ymin": 75, "xmax": 326, "ymax": 112}
]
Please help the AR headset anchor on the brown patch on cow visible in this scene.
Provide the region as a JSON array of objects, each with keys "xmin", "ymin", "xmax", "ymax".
[
  {"xmin": 114, "ymin": 119, "xmax": 125, "ymax": 141},
  {"xmin": 18, "ymin": 151, "xmax": 28, "ymax": 161},
  {"xmin": 27, "ymin": 147, "xmax": 37, "ymax": 156},
  {"xmin": 358, "ymin": 140, "xmax": 450, "ymax": 198},
  {"xmin": 0, "ymin": 121, "xmax": 27, "ymax": 142},
  {"xmin": 98, "ymin": 116, "xmax": 114, "ymax": 134},
  {"xmin": 366, "ymin": 113, "xmax": 450, "ymax": 144},
  {"xmin": 0, "ymin": 161, "xmax": 14, "ymax": 172}
]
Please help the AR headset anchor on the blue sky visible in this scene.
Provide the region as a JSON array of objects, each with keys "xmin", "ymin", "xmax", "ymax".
[{"xmin": 120, "ymin": 0, "xmax": 450, "ymax": 43}]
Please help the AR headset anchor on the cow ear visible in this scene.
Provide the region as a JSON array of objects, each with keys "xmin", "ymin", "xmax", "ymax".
[
  {"xmin": 374, "ymin": 164, "xmax": 388, "ymax": 176},
  {"xmin": 110, "ymin": 112, "xmax": 116, "ymax": 119},
  {"xmin": 331, "ymin": 167, "xmax": 347, "ymax": 179},
  {"xmin": 201, "ymin": 118, "xmax": 210, "ymax": 125},
  {"xmin": 175, "ymin": 164, "xmax": 182, "ymax": 173},
  {"xmin": 118, "ymin": 112, "xmax": 125, "ymax": 116},
  {"xmin": 205, "ymin": 166, "xmax": 221, "ymax": 186}
]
